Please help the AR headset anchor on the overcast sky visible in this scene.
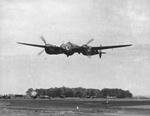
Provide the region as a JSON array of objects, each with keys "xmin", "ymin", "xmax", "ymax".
[{"xmin": 0, "ymin": 0, "xmax": 150, "ymax": 96}]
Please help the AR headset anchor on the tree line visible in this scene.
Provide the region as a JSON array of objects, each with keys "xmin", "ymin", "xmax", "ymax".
[{"xmin": 26, "ymin": 87, "xmax": 133, "ymax": 98}]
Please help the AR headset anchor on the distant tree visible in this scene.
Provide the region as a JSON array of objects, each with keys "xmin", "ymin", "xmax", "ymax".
[
  {"xmin": 86, "ymin": 89, "xmax": 100, "ymax": 98},
  {"xmin": 26, "ymin": 88, "xmax": 37, "ymax": 99},
  {"xmin": 35, "ymin": 88, "xmax": 44, "ymax": 96},
  {"xmin": 100, "ymin": 88, "xmax": 132, "ymax": 98},
  {"xmin": 26, "ymin": 88, "xmax": 34, "ymax": 96},
  {"xmin": 52, "ymin": 87, "xmax": 59, "ymax": 97},
  {"xmin": 32, "ymin": 87, "xmax": 132, "ymax": 99},
  {"xmin": 75, "ymin": 87, "xmax": 86, "ymax": 98},
  {"xmin": 100, "ymin": 88, "xmax": 108, "ymax": 98},
  {"xmin": 47, "ymin": 88, "xmax": 54, "ymax": 97},
  {"xmin": 53, "ymin": 87, "xmax": 64, "ymax": 97},
  {"xmin": 64, "ymin": 88, "xmax": 75, "ymax": 97},
  {"xmin": 124, "ymin": 90, "xmax": 133, "ymax": 98}
]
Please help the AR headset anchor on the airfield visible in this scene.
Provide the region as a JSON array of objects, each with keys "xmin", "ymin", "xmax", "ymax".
[{"xmin": 0, "ymin": 98, "xmax": 150, "ymax": 116}]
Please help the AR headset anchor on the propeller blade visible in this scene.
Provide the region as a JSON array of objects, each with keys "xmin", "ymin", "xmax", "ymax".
[
  {"xmin": 87, "ymin": 55, "xmax": 91, "ymax": 59},
  {"xmin": 86, "ymin": 38, "xmax": 94, "ymax": 45},
  {"xmin": 37, "ymin": 49, "xmax": 45, "ymax": 56},
  {"xmin": 40, "ymin": 36, "xmax": 47, "ymax": 45}
]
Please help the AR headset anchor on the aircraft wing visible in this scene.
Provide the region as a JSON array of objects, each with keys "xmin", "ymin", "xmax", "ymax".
[
  {"xmin": 91, "ymin": 44, "xmax": 132, "ymax": 50},
  {"xmin": 17, "ymin": 42, "xmax": 46, "ymax": 48},
  {"xmin": 17, "ymin": 42, "xmax": 62, "ymax": 49}
]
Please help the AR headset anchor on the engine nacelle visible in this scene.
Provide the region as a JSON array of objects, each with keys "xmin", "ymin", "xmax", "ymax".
[
  {"xmin": 81, "ymin": 45, "xmax": 92, "ymax": 55},
  {"xmin": 45, "ymin": 46, "xmax": 62, "ymax": 54}
]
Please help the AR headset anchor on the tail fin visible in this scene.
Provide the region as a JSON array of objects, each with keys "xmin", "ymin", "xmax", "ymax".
[
  {"xmin": 99, "ymin": 44, "xmax": 106, "ymax": 58},
  {"xmin": 99, "ymin": 52, "xmax": 106, "ymax": 58}
]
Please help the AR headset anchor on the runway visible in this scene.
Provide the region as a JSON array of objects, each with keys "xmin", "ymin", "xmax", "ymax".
[{"xmin": 0, "ymin": 98, "xmax": 150, "ymax": 116}]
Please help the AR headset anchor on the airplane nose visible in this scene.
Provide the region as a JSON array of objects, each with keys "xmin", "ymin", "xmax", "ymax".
[{"xmin": 66, "ymin": 46, "xmax": 70, "ymax": 50}]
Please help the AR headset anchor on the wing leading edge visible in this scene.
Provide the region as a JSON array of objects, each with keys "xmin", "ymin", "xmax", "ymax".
[
  {"xmin": 92, "ymin": 44, "xmax": 132, "ymax": 50},
  {"xmin": 17, "ymin": 42, "xmax": 46, "ymax": 48}
]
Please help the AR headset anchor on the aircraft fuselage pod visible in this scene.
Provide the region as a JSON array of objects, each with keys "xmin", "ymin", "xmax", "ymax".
[
  {"xmin": 44, "ymin": 45, "xmax": 63, "ymax": 55},
  {"xmin": 81, "ymin": 46, "xmax": 98, "ymax": 56},
  {"xmin": 60, "ymin": 42, "xmax": 79, "ymax": 57}
]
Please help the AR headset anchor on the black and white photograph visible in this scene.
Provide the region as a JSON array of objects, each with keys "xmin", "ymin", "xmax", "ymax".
[{"xmin": 0, "ymin": 0, "xmax": 150, "ymax": 115}]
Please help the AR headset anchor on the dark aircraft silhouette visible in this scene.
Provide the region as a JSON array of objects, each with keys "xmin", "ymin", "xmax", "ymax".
[
  {"xmin": 17, "ymin": 36, "xmax": 132, "ymax": 58},
  {"xmin": 76, "ymin": 38, "xmax": 132, "ymax": 58},
  {"xmin": 17, "ymin": 36, "xmax": 80, "ymax": 56}
]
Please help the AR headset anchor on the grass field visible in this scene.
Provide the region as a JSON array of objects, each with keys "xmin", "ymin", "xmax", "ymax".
[{"xmin": 0, "ymin": 98, "xmax": 150, "ymax": 116}]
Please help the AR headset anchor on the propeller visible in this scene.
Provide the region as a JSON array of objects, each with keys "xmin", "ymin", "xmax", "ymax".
[
  {"xmin": 80, "ymin": 38, "xmax": 94, "ymax": 59},
  {"xmin": 37, "ymin": 36, "xmax": 47, "ymax": 56},
  {"xmin": 85, "ymin": 38, "xmax": 94, "ymax": 45},
  {"xmin": 87, "ymin": 55, "xmax": 91, "ymax": 59},
  {"xmin": 82, "ymin": 38, "xmax": 94, "ymax": 48},
  {"xmin": 40, "ymin": 36, "xmax": 47, "ymax": 45},
  {"xmin": 37, "ymin": 49, "xmax": 45, "ymax": 56},
  {"xmin": 17, "ymin": 36, "xmax": 49, "ymax": 56},
  {"xmin": 37, "ymin": 36, "xmax": 54, "ymax": 55}
]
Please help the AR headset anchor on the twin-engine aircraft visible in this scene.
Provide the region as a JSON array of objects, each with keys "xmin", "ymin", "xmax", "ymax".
[{"xmin": 17, "ymin": 36, "xmax": 132, "ymax": 58}]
